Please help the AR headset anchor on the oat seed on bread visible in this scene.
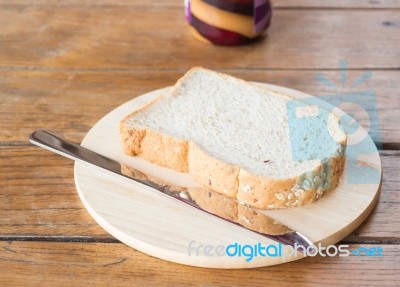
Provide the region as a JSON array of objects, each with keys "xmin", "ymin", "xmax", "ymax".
[{"xmin": 120, "ymin": 67, "xmax": 346, "ymax": 209}]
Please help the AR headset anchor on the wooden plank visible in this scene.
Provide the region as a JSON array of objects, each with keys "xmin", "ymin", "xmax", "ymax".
[
  {"xmin": 0, "ymin": 145, "xmax": 398, "ymax": 240},
  {"xmin": 0, "ymin": 241, "xmax": 398, "ymax": 286},
  {"xmin": 0, "ymin": 70, "xmax": 398, "ymax": 147},
  {"xmin": 0, "ymin": 7, "xmax": 399, "ymax": 70},
  {"xmin": 347, "ymin": 150, "xmax": 400, "ymax": 242},
  {"xmin": 0, "ymin": 0, "xmax": 399, "ymax": 9},
  {"xmin": 0, "ymin": 0, "xmax": 182, "ymax": 6},
  {"xmin": 0, "ymin": 71, "xmax": 181, "ymax": 145},
  {"xmin": 274, "ymin": 0, "xmax": 400, "ymax": 9},
  {"xmin": 0, "ymin": 146, "xmax": 109, "ymax": 237}
]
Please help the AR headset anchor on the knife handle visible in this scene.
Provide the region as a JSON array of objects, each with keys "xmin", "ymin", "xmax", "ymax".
[
  {"xmin": 29, "ymin": 130, "xmax": 166, "ymax": 192},
  {"xmin": 29, "ymin": 130, "xmax": 122, "ymax": 173}
]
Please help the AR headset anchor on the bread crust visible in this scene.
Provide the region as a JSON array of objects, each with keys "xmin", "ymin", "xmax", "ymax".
[
  {"xmin": 236, "ymin": 153, "xmax": 346, "ymax": 209},
  {"xmin": 139, "ymin": 129, "xmax": 189, "ymax": 172},
  {"xmin": 188, "ymin": 143, "xmax": 239, "ymax": 198},
  {"xmin": 119, "ymin": 95, "xmax": 189, "ymax": 172},
  {"xmin": 237, "ymin": 171, "xmax": 298, "ymax": 209},
  {"xmin": 119, "ymin": 67, "xmax": 347, "ymax": 209},
  {"xmin": 120, "ymin": 119, "xmax": 346, "ymax": 209},
  {"xmin": 187, "ymin": 187, "xmax": 292, "ymax": 235}
]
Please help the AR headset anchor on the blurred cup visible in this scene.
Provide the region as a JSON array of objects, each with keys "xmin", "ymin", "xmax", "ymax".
[{"xmin": 184, "ymin": 0, "xmax": 272, "ymax": 46}]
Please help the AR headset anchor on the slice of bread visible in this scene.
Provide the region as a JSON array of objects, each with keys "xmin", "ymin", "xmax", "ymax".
[{"xmin": 120, "ymin": 68, "xmax": 346, "ymax": 209}]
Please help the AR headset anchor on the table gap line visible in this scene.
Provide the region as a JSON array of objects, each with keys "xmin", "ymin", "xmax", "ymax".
[
  {"xmin": 0, "ymin": 4, "xmax": 400, "ymax": 10},
  {"xmin": 0, "ymin": 67, "xmax": 399, "ymax": 73},
  {"xmin": 0, "ymin": 235, "xmax": 399, "ymax": 244}
]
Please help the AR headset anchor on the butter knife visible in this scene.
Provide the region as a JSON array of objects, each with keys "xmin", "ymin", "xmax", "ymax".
[{"xmin": 29, "ymin": 130, "xmax": 316, "ymax": 251}]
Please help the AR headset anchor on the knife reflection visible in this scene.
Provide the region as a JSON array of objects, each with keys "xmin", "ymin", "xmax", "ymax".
[
  {"xmin": 29, "ymin": 130, "xmax": 316, "ymax": 251},
  {"xmin": 121, "ymin": 164, "xmax": 293, "ymax": 236}
]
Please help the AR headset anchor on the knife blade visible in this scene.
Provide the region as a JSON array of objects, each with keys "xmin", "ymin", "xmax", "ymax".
[{"xmin": 29, "ymin": 130, "xmax": 316, "ymax": 251}]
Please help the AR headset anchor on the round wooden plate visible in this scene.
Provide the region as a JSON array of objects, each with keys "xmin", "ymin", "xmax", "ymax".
[{"xmin": 74, "ymin": 84, "xmax": 381, "ymax": 269}]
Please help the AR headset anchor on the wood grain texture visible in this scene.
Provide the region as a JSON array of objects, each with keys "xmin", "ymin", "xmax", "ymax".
[
  {"xmin": 0, "ymin": 146, "xmax": 396, "ymax": 241},
  {"xmin": 0, "ymin": 7, "xmax": 399, "ymax": 70},
  {"xmin": 0, "ymin": 148, "xmax": 398, "ymax": 241},
  {"xmin": 0, "ymin": 0, "xmax": 399, "ymax": 8},
  {"xmin": 0, "ymin": 241, "xmax": 398, "ymax": 286},
  {"xmin": 1, "ymin": 70, "xmax": 399, "ymax": 147},
  {"xmin": 0, "ymin": 0, "xmax": 177, "ymax": 6},
  {"xmin": 274, "ymin": 0, "xmax": 400, "ymax": 9},
  {"xmin": 347, "ymin": 150, "xmax": 400, "ymax": 241},
  {"xmin": 0, "ymin": 146, "xmax": 108, "ymax": 238}
]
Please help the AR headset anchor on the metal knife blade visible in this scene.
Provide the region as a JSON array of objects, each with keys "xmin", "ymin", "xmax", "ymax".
[{"xmin": 29, "ymin": 130, "xmax": 316, "ymax": 251}]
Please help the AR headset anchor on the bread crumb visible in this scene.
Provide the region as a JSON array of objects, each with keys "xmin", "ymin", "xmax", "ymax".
[
  {"xmin": 291, "ymin": 184, "xmax": 300, "ymax": 192},
  {"xmin": 242, "ymin": 185, "xmax": 252, "ymax": 193},
  {"xmin": 274, "ymin": 192, "xmax": 286, "ymax": 201},
  {"xmin": 241, "ymin": 216, "xmax": 251, "ymax": 224},
  {"xmin": 295, "ymin": 189, "xmax": 304, "ymax": 197}
]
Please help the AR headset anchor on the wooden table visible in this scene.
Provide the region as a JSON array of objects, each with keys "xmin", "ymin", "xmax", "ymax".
[{"xmin": 1, "ymin": 0, "xmax": 399, "ymax": 285}]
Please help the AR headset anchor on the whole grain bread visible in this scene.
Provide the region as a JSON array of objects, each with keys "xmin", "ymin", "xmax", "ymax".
[
  {"xmin": 120, "ymin": 68, "xmax": 346, "ymax": 209},
  {"xmin": 121, "ymin": 164, "xmax": 292, "ymax": 235}
]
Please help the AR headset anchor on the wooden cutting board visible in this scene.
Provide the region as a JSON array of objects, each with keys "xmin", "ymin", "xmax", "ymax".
[{"xmin": 74, "ymin": 84, "xmax": 381, "ymax": 269}]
